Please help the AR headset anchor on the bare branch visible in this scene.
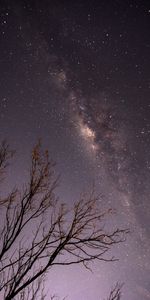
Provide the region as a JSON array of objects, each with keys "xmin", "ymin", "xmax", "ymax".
[
  {"xmin": 0, "ymin": 142, "xmax": 127, "ymax": 300},
  {"xmin": 106, "ymin": 283, "xmax": 123, "ymax": 300}
]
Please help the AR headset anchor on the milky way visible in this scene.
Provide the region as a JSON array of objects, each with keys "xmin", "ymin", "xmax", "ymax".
[{"xmin": 0, "ymin": 1, "xmax": 150, "ymax": 299}]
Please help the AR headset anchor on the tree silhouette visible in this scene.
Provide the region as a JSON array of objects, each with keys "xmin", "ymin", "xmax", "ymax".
[{"xmin": 0, "ymin": 141, "xmax": 127, "ymax": 300}]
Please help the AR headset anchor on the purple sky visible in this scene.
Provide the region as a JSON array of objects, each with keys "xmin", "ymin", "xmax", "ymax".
[{"xmin": 0, "ymin": 1, "xmax": 150, "ymax": 299}]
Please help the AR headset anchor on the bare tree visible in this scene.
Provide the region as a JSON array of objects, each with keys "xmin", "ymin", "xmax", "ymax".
[
  {"xmin": 0, "ymin": 141, "xmax": 128, "ymax": 300},
  {"xmin": 106, "ymin": 283, "xmax": 123, "ymax": 300}
]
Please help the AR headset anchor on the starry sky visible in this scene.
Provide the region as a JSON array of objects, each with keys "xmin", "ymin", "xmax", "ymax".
[{"xmin": 0, "ymin": 0, "xmax": 150, "ymax": 299}]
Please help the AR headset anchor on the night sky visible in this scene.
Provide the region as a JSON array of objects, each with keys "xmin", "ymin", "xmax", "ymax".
[{"xmin": 0, "ymin": 0, "xmax": 150, "ymax": 299}]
